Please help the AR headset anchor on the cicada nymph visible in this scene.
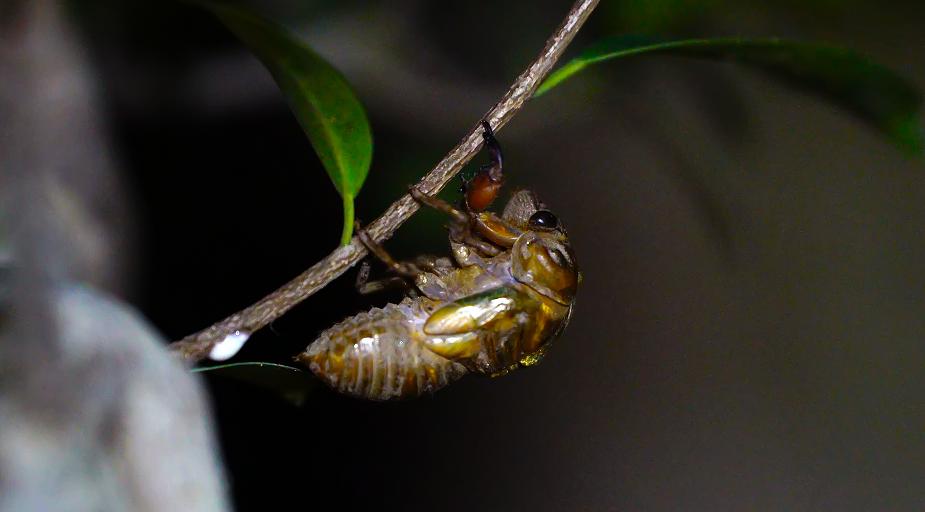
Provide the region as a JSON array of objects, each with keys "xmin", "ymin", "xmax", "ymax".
[{"xmin": 296, "ymin": 122, "xmax": 579, "ymax": 400}]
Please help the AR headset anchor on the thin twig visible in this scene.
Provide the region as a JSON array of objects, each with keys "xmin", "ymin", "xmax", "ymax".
[{"xmin": 170, "ymin": 0, "xmax": 600, "ymax": 363}]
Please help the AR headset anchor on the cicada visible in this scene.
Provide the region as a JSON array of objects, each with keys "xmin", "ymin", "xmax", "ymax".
[{"xmin": 296, "ymin": 122, "xmax": 579, "ymax": 400}]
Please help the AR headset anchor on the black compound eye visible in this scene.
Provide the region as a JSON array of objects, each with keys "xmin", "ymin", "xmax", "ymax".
[{"xmin": 528, "ymin": 210, "xmax": 559, "ymax": 229}]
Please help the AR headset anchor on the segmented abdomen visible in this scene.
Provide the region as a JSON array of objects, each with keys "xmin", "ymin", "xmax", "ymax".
[{"xmin": 297, "ymin": 301, "xmax": 468, "ymax": 400}]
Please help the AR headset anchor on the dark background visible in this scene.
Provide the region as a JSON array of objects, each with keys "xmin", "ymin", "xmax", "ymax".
[{"xmin": 68, "ymin": 0, "xmax": 925, "ymax": 509}]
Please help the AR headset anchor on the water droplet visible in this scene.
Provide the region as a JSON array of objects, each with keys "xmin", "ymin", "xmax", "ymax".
[{"xmin": 209, "ymin": 330, "xmax": 251, "ymax": 361}]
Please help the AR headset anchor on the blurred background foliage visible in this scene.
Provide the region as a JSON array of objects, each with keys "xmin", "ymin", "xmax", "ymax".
[{"xmin": 55, "ymin": 0, "xmax": 925, "ymax": 510}]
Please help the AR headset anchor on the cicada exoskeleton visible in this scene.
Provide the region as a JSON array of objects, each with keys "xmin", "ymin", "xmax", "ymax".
[{"xmin": 296, "ymin": 123, "xmax": 579, "ymax": 400}]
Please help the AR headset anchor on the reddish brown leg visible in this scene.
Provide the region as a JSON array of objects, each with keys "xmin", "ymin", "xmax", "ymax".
[{"xmin": 462, "ymin": 121, "xmax": 505, "ymax": 212}]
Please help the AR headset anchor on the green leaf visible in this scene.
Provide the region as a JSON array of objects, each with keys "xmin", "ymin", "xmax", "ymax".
[
  {"xmin": 201, "ymin": 2, "xmax": 373, "ymax": 244},
  {"xmin": 536, "ymin": 36, "xmax": 924, "ymax": 155},
  {"xmin": 193, "ymin": 362, "xmax": 318, "ymax": 407}
]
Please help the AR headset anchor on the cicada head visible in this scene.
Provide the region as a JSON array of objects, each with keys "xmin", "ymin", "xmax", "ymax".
[{"xmin": 503, "ymin": 190, "xmax": 579, "ymax": 306}]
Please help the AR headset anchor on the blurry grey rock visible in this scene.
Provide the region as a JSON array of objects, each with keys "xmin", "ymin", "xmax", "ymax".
[{"xmin": 0, "ymin": 285, "xmax": 229, "ymax": 512}]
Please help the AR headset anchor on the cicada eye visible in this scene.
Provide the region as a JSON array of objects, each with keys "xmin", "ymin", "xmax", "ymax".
[{"xmin": 528, "ymin": 210, "xmax": 559, "ymax": 230}]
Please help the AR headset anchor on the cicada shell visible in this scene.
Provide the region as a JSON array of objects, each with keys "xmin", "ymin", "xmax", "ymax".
[
  {"xmin": 297, "ymin": 188, "xmax": 579, "ymax": 401},
  {"xmin": 298, "ymin": 126, "xmax": 578, "ymax": 400}
]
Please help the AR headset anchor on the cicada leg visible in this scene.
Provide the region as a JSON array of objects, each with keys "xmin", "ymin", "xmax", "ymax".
[
  {"xmin": 480, "ymin": 120, "xmax": 503, "ymax": 179},
  {"xmin": 356, "ymin": 223, "xmax": 456, "ymax": 299},
  {"xmin": 354, "ymin": 260, "xmax": 415, "ymax": 296},
  {"xmin": 356, "ymin": 225, "xmax": 425, "ymax": 278},
  {"xmin": 461, "ymin": 121, "xmax": 504, "ymax": 212},
  {"xmin": 409, "ymin": 187, "xmax": 504, "ymax": 256},
  {"xmin": 409, "ymin": 186, "xmax": 469, "ymax": 223}
]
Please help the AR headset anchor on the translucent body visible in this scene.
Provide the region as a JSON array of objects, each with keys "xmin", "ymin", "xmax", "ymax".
[
  {"xmin": 298, "ymin": 190, "xmax": 578, "ymax": 400},
  {"xmin": 297, "ymin": 300, "xmax": 469, "ymax": 400}
]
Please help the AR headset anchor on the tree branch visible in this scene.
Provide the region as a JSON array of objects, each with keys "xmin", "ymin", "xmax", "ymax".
[{"xmin": 169, "ymin": 0, "xmax": 600, "ymax": 363}]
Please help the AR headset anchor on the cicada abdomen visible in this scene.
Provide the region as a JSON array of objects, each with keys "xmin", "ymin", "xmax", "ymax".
[{"xmin": 296, "ymin": 299, "xmax": 468, "ymax": 400}]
